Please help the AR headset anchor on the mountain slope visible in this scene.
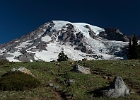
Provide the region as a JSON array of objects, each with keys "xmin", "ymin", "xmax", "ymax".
[{"xmin": 0, "ymin": 20, "xmax": 128, "ymax": 62}]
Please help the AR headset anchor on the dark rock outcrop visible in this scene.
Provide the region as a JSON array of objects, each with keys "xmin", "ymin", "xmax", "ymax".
[
  {"xmin": 58, "ymin": 23, "xmax": 77, "ymax": 42},
  {"xmin": 0, "ymin": 55, "xmax": 7, "ymax": 60},
  {"xmin": 99, "ymin": 28, "xmax": 129, "ymax": 42},
  {"xmin": 15, "ymin": 51, "xmax": 35, "ymax": 62},
  {"xmin": 36, "ymin": 42, "xmax": 47, "ymax": 51},
  {"xmin": 85, "ymin": 25, "xmax": 97, "ymax": 39},
  {"xmin": 58, "ymin": 24, "xmax": 91, "ymax": 53}
]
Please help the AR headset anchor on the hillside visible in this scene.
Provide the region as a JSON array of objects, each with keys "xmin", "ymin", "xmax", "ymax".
[{"xmin": 0, "ymin": 60, "xmax": 140, "ymax": 100}]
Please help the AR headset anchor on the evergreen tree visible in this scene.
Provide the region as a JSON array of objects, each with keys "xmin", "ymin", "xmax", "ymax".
[
  {"xmin": 132, "ymin": 34, "xmax": 138, "ymax": 59},
  {"xmin": 128, "ymin": 34, "xmax": 140, "ymax": 59},
  {"xmin": 128, "ymin": 37, "xmax": 132, "ymax": 59},
  {"xmin": 132, "ymin": 34, "xmax": 138, "ymax": 46},
  {"xmin": 57, "ymin": 49, "xmax": 68, "ymax": 61},
  {"xmin": 137, "ymin": 45, "xmax": 140, "ymax": 58}
]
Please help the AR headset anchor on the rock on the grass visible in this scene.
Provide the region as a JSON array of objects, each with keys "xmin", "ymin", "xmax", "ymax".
[
  {"xmin": 48, "ymin": 83, "xmax": 53, "ymax": 87},
  {"xmin": 73, "ymin": 64, "xmax": 91, "ymax": 74},
  {"xmin": 102, "ymin": 76, "xmax": 130, "ymax": 98},
  {"xmin": 11, "ymin": 67, "xmax": 35, "ymax": 77}
]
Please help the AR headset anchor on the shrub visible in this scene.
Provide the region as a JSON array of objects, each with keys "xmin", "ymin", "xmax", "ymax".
[{"xmin": 0, "ymin": 71, "xmax": 41, "ymax": 91}]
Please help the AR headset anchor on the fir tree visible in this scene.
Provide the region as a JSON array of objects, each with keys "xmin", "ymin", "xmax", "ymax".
[
  {"xmin": 132, "ymin": 34, "xmax": 138, "ymax": 46},
  {"xmin": 128, "ymin": 37, "xmax": 132, "ymax": 59},
  {"xmin": 137, "ymin": 45, "xmax": 140, "ymax": 58},
  {"xmin": 128, "ymin": 34, "xmax": 140, "ymax": 59},
  {"xmin": 132, "ymin": 34, "xmax": 138, "ymax": 59},
  {"xmin": 57, "ymin": 49, "xmax": 68, "ymax": 61}
]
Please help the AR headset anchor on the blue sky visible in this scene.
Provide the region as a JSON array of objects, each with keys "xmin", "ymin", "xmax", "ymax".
[{"xmin": 0, "ymin": 0, "xmax": 140, "ymax": 44}]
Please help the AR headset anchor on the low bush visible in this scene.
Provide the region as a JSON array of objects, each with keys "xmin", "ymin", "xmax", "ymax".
[{"xmin": 0, "ymin": 71, "xmax": 41, "ymax": 91}]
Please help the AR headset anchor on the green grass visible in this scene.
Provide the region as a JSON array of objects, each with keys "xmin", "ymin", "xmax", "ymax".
[{"xmin": 0, "ymin": 60, "xmax": 140, "ymax": 100}]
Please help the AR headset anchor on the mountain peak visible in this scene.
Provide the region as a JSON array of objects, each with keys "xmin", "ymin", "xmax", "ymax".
[{"xmin": 0, "ymin": 20, "xmax": 128, "ymax": 62}]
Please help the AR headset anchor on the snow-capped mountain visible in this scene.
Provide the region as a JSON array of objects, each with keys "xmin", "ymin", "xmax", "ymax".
[{"xmin": 0, "ymin": 20, "xmax": 129, "ymax": 62}]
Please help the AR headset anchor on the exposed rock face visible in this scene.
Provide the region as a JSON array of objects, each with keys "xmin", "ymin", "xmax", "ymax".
[
  {"xmin": 72, "ymin": 64, "xmax": 91, "ymax": 74},
  {"xmin": 15, "ymin": 51, "xmax": 35, "ymax": 62},
  {"xmin": 99, "ymin": 28, "xmax": 129, "ymax": 42},
  {"xmin": 58, "ymin": 23, "xmax": 91, "ymax": 53},
  {"xmin": 0, "ymin": 55, "xmax": 7, "ymax": 60},
  {"xmin": 35, "ymin": 42, "xmax": 47, "ymax": 51},
  {"xmin": 102, "ymin": 76, "xmax": 130, "ymax": 98},
  {"xmin": 58, "ymin": 23, "xmax": 84, "ymax": 44},
  {"xmin": 85, "ymin": 25, "xmax": 97, "ymax": 39},
  {"xmin": 58, "ymin": 23, "xmax": 76, "ymax": 42}
]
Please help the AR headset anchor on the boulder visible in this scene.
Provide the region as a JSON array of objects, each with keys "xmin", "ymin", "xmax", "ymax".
[
  {"xmin": 11, "ymin": 67, "xmax": 34, "ymax": 77},
  {"xmin": 102, "ymin": 76, "xmax": 130, "ymax": 98},
  {"xmin": 73, "ymin": 64, "xmax": 91, "ymax": 74}
]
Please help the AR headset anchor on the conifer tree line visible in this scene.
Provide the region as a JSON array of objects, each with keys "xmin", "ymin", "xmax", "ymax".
[{"xmin": 128, "ymin": 34, "xmax": 140, "ymax": 59}]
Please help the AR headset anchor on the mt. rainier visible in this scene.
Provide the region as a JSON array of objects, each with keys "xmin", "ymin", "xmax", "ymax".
[{"xmin": 0, "ymin": 20, "xmax": 129, "ymax": 62}]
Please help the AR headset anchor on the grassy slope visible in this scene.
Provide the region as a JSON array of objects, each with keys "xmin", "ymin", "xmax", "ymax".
[{"xmin": 0, "ymin": 60, "xmax": 140, "ymax": 100}]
